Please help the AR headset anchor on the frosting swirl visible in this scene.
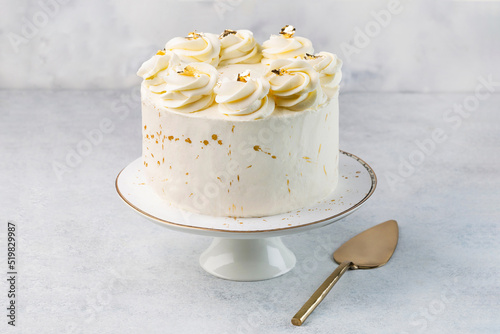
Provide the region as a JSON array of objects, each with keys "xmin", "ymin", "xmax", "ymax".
[
  {"xmin": 165, "ymin": 32, "xmax": 221, "ymax": 66},
  {"xmin": 304, "ymin": 52, "xmax": 342, "ymax": 98},
  {"xmin": 215, "ymin": 71, "xmax": 274, "ymax": 120},
  {"xmin": 219, "ymin": 30, "xmax": 262, "ymax": 66},
  {"xmin": 136, "ymin": 50, "xmax": 181, "ymax": 86},
  {"xmin": 138, "ymin": 27, "xmax": 342, "ymax": 115},
  {"xmin": 150, "ymin": 62, "xmax": 218, "ymax": 113},
  {"xmin": 267, "ymin": 59, "xmax": 320, "ymax": 111},
  {"xmin": 262, "ymin": 29, "xmax": 313, "ymax": 64}
]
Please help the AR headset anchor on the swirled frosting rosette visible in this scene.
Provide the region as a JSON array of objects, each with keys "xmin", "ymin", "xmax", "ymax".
[
  {"xmin": 219, "ymin": 29, "xmax": 262, "ymax": 66},
  {"xmin": 266, "ymin": 59, "xmax": 320, "ymax": 111},
  {"xmin": 165, "ymin": 31, "xmax": 221, "ymax": 66},
  {"xmin": 138, "ymin": 26, "xmax": 343, "ymax": 118},
  {"xmin": 304, "ymin": 52, "xmax": 343, "ymax": 98},
  {"xmin": 261, "ymin": 25, "xmax": 313, "ymax": 65},
  {"xmin": 215, "ymin": 71, "xmax": 274, "ymax": 120},
  {"xmin": 136, "ymin": 50, "xmax": 181, "ymax": 87},
  {"xmin": 150, "ymin": 63, "xmax": 218, "ymax": 113}
]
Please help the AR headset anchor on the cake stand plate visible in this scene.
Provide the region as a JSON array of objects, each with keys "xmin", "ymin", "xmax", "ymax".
[{"xmin": 116, "ymin": 151, "xmax": 376, "ymax": 281}]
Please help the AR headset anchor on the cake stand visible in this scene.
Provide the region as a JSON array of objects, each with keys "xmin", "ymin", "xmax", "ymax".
[{"xmin": 115, "ymin": 151, "xmax": 377, "ymax": 281}]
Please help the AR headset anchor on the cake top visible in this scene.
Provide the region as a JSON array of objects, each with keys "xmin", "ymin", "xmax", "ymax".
[{"xmin": 137, "ymin": 26, "xmax": 342, "ymax": 120}]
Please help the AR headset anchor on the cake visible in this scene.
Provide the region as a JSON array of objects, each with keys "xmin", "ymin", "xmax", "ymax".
[{"xmin": 137, "ymin": 26, "xmax": 343, "ymax": 217}]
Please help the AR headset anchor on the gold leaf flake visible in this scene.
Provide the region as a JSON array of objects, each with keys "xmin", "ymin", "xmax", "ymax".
[{"xmin": 279, "ymin": 25, "xmax": 295, "ymax": 38}]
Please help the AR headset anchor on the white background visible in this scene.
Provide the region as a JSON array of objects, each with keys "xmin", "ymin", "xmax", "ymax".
[{"xmin": 1, "ymin": 0, "xmax": 500, "ymax": 92}]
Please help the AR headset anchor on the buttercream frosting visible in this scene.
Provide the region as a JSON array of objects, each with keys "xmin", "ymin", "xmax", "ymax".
[
  {"xmin": 215, "ymin": 71, "xmax": 274, "ymax": 120},
  {"xmin": 165, "ymin": 32, "xmax": 221, "ymax": 66},
  {"xmin": 219, "ymin": 29, "xmax": 262, "ymax": 66},
  {"xmin": 138, "ymin": 27, "xmax": 341, "ymax": 117},
  {"xmin": 267, "ymin": 59, "xmax": 320, "ymax": 111},
  {"xmin": 261, "ymin": 26, "xmax": 313, "ymax": 64},
  {"xmin": 304, "ymin": 52, "xmax": 343, "ymax": 98},
  {"xmin": 136, "ymin": 50, "xmax": 181, "ymax": 87},
  {"xmin": 151, "ymin": 62, "xmax": 218, "ymax": 113}
]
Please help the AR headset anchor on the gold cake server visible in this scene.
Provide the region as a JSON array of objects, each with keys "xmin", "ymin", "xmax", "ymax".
[{"xmin": 291, "ymin": 220, "xmax": 399, "ymax": 326}]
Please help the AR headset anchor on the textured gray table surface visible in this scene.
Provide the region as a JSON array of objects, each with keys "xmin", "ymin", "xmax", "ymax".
[{"xmin": 0, "ymin": 91, "xmax": 498, "ymax": 334}]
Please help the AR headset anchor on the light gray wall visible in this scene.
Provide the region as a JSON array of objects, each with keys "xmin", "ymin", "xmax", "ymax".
[{"xmin": 1, "ymin": 0, "xmax": 499, "ymax": 92}]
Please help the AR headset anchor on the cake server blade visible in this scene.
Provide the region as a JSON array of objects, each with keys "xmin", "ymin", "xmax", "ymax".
[{"xmin": 291, "ymin": 220, "xmax": 399, "ymax": 326}]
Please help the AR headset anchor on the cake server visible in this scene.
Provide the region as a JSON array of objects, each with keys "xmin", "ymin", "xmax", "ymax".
[{"xmin": 291, "ymin": 220, "xmax": 399, "ymax": 326}]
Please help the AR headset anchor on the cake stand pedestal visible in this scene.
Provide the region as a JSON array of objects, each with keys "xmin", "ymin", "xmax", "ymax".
[
  {"xmin": 115, "ymin": 151, "xmax": 376, "ymax": 281},
  {"xmin": 200, "ymin": 237, "xmax": 296, "ymax": 281}
]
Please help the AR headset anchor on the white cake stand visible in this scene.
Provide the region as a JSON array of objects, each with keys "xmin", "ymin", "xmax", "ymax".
[{"xmin": 115, "ymin": 151, "xmax": 376, "ymax": 281}]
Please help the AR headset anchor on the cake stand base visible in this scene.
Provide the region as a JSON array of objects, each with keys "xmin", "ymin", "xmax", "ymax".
[{"xmin": 199, "ymin": 237, "xmax": 296, "ymax": 281}]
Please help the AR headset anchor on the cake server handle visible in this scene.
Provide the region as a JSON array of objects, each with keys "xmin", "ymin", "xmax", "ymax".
[{"xmin": 291, "ymin": 261, "xmax": 351, "ymax": 326}]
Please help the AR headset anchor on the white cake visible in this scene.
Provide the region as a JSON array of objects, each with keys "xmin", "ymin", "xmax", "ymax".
[{"xmin": 137, "ymin": 26, "xmax": 343, "ymax": 217}]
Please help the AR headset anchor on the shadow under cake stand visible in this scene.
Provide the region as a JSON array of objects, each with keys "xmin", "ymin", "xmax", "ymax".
[{"xmin": 116, "ymin": 150, "xmax": 377, "ymax": 281}]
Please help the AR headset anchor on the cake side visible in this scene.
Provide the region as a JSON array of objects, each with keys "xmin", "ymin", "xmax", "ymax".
[{"xmin": 142, "ymin": 87, "xmax": 339, "ymax": 217}]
